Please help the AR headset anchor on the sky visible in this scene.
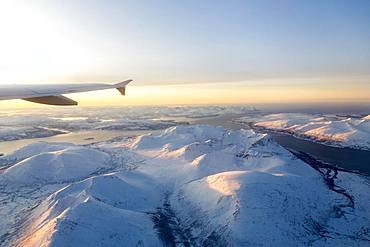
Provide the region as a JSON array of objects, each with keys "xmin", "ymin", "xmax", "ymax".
[{"xmin": 0, "ymin": 0, "xmax": 369, "ymax": 107}]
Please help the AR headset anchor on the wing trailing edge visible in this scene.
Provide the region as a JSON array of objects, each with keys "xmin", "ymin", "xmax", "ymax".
[{"xmin": 23, "ymin": 95, "xmax": 78, "ymax": 106}]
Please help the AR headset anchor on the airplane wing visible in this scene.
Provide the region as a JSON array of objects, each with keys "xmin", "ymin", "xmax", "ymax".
[{"xmin": 0, "ymin": 80, "xmax": 132, "ymax": 106}]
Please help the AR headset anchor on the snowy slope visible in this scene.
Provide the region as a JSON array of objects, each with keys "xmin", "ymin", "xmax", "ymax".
[
  {"xmin": 237, "ymin": 113, "xmax": 370, "ymax": 150},
  {"xmin": 17, "ymin": 172, "xmax": 162, "ymax": 247},
  {"xmin": 0, "ymin": 125, "xmax": 369, "ymax": 246},
  {"xmin": 2, "ymin": 143, "xmax": 110, "ymax": 184}
]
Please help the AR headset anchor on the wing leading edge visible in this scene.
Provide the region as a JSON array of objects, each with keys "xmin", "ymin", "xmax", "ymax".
[{"xmin": 0, "ymin": 80, "xmax": 132, "ymax": 106}]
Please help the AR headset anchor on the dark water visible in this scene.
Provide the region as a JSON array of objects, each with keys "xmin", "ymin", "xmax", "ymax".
[
  {"xmin": 192, "ymin": 115, "xmax": 370, "ymax": 176},
  {"xmin": 271, "ymin": 133, "xmax": 370, "ymax": 176}
]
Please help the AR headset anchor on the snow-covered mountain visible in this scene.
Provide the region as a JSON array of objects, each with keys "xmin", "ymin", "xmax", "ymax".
[
  {"xmin": 2, "ymin": 143, "xmax": 110, "ymax": 184},
  {"xmin": 0, "ymin": 125, "xmax": 369, "ymax": 246},
  {"xmin": 237, "ymin": 113, "xmax": 370, "ymax": 150}
]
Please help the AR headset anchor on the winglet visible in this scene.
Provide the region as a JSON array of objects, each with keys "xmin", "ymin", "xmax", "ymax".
[{"xmin": 115, "ymin": 79, "xmax": 132, "ymax": 95}]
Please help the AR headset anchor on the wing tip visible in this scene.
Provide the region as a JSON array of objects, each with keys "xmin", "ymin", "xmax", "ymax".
[
  {"xmin": 115, "ymin": 79, "xmax": 132, "ymax": 95},
  {"xmin": 115, "ymin": 79, "xmax": 132, "ymax": 87}
]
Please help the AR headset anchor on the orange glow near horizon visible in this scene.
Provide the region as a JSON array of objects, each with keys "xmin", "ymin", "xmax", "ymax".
[{"xmin": 0, "ymin": 79, "xmax": 369, "ymax": 109}]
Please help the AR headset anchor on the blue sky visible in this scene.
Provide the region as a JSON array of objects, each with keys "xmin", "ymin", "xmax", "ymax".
[{"xmin": 43, "ymin": 0, "xmax": 370, "ymax": 83}]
